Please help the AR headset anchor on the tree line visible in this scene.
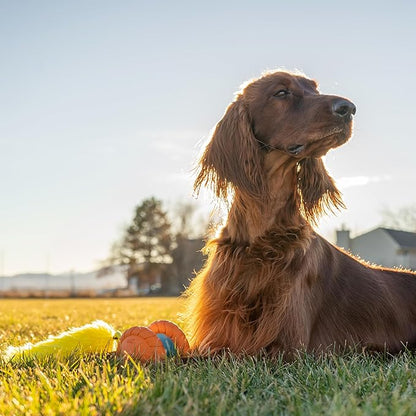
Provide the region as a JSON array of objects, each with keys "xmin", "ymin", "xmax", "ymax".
[{"xmin": 101, "ymin": 197, "xmax": 209, "ymax": 295}]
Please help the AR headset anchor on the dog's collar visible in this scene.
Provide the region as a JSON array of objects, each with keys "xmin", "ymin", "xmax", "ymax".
[{"xmin": 255, "ymin": 138, "xmax": 285, "ymax": 153}]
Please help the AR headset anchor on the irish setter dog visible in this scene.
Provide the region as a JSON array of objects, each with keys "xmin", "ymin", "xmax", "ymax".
[{"xmin": 185, "ymin": 70, "xmax": 416, "ymax": 357}]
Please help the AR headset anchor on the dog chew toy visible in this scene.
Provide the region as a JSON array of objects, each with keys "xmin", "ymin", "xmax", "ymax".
[
  {"xmin": 3, "ymin": 320, "xmax": 119, "ymax": 363},
  {"xmin": 3, "ymin": 319, "xmax": 190, "ymax": 364},
  {"xmin": 116, "ymin": 320, "xmax": 190, "ymax": 362}
]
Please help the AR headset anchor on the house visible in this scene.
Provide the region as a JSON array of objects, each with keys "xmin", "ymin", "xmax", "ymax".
[
  {"xmin": 336, "ymin": 227, "xmax": 416, "ymax": 270},
  {"xmin": 170, "ymin": 237, "xmax": 205, "ymax": 295}
]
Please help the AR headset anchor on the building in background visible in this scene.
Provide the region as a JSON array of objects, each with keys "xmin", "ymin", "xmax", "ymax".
[
  {"xmin": 170, "ymin": 237, "xmax": 205, "ymax": 295},
  {"xmin": 336, "ymin": 227, "xmax": 416, "ymax": 270}
]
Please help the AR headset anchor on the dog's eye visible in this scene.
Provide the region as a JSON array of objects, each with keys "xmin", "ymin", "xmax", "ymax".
[{"xmin": 273, "ymin": 89, "xmax": 290, "ymax": 98}]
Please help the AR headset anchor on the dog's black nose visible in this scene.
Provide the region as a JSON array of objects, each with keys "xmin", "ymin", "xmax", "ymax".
[{"xmin": 332, "ymin": 99, "xmax": 356, "ymax": 118}]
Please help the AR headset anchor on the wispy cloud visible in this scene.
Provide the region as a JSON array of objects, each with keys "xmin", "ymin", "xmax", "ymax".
[
  {"xmin": 337, "ymin": 175, "xmax": 391, "ymax": 189},
  {"xmin": 146, "ymin": 129, "xmax": 206, "ymax": 158}
]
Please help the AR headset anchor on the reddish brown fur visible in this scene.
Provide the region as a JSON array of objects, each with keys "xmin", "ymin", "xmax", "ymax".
[{"xmin": 185, "ymin": 71, "xmax": 416, "ymax": 357}]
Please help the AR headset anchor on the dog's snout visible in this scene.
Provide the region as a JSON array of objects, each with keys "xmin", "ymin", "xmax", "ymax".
[{"xmin": 332, "ymin": 99, "xmax": 356, "ymax": 118}]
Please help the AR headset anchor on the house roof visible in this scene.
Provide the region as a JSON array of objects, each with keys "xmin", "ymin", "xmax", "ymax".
[{"xmin": 381, "ymin": 228, "xmax": 416, "ymax": 249}]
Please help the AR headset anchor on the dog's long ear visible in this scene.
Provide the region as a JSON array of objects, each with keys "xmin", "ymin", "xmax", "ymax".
[
  {"xmin": 194, "ymin": 99, "xmax": 265, "ymax": 200},
  {"xmin": 297, "ymin": 158, "xmax": 345, "ymax": 223}
]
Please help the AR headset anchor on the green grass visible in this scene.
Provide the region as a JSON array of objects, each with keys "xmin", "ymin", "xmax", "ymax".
[{"xmin": 1, "ymin": 299, "xmax": 416, "ymax": 415}]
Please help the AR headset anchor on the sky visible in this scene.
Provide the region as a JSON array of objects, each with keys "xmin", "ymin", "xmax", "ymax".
[{"xmin": 1, "ymin": 0, "xmax": 415, "ymax": 276}]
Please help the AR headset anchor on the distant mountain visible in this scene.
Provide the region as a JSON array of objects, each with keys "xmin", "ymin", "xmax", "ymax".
[{"xmin": 0, "ymin": 268, "xmax": 126, "ymax": 293}]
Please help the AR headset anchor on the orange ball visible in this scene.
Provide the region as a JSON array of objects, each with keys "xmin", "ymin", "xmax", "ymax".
[
  {"xmin": 148, "ymin": 320, "xmax": 190, "ymax": 355},
  {"xmin": 116, "ymin": 326, "xmax": 166, "ymax": 361}
]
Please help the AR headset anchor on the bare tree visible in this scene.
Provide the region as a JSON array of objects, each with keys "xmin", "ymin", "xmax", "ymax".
[
  {"xmin": 167, "ymin": 200, "xmax": 210, "ymax": 294},
  {"xmin": 171, "ymin": 200, "xmax": 211, "ymax": 239}
]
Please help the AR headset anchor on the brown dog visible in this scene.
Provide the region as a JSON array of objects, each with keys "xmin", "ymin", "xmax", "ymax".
[{"xmin": 185, "ymin": 70, "xmax": 416, "ymax": 357}]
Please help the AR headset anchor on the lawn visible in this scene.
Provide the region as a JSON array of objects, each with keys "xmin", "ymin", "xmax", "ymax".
[{"xmin": 1, "ymin": 298, "xmax": 416, "ymax": 415}]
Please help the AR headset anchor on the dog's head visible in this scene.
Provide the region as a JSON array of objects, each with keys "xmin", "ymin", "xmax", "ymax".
[{"xmin": 195, "ymin": 71, "xmax": 355, "ymax": 221}]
